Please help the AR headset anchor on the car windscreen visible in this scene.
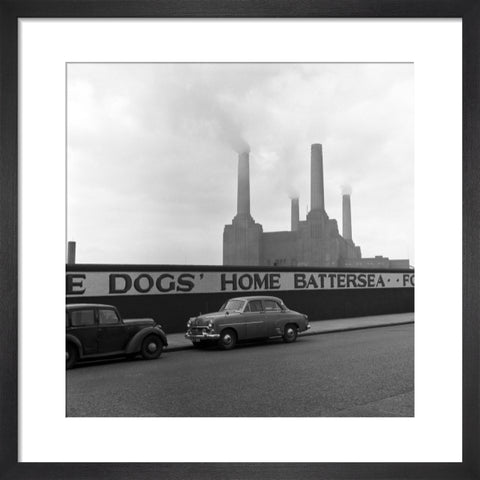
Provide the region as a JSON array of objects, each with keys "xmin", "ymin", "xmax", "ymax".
[{"xmin": 220, "ymin": 299, "xmax": 245, "ymax": 312}]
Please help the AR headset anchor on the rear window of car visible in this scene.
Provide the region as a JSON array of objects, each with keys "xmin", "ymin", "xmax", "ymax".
[
  {"xmin": 70, "ymin": 309, "xmax": 95, "ymax": 327},
  {"xmin": 263, "ymin": 300, "xmax": 282, "ymax": 312}
]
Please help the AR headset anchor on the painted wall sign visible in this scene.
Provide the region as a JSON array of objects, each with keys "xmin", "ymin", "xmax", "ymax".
[{"xmin": 66, "ymin": 270, "xmax": 415, "ymax": 297}]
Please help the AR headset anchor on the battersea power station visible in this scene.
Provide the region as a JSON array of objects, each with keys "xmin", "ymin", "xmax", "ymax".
[{"xmin": 223, "ymin": 143, "xmax": 409, "ymax": 269}]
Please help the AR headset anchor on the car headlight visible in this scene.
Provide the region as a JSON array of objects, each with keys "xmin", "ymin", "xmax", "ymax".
[
  {"xmin": 208, "ymin": 321, "xmax": 214, "ymax": 329},
  {"xmin": 187, "ymin": 319, "xmax": 192, "ymax": 328}
]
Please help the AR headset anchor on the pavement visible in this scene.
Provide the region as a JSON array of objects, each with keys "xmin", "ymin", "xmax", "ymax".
[{"xmin": 164, "ymin": 312, "xmax": 414, "ymax": 352}]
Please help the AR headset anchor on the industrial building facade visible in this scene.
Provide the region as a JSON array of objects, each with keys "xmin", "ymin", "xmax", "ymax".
[{"xmin": 223, "ymin": 143, "xmax": 409, "ymax": 269}]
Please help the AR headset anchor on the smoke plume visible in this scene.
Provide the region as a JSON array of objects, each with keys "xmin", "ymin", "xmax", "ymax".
[{"xmin": 164, "ymin": 69, "xmax": 251, "ymax": 154}]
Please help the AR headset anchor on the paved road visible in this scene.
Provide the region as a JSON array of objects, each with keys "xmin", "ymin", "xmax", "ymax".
[{"xmin": 66, "ymin": 324, "xmax": 414, "ymax": 417}]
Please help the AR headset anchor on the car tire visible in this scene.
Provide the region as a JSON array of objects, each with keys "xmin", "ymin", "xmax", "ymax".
[
  {"xmin": 66, "ymin": 343, "xmax": 78, "ymax": 369},
  {"xmin": 282, "ymin": 324, "xmax": 298, "ymax": 343},
  {"xmin": 141, "ymin": 334, "xmax": 164, "ymax": 360},
  {"xmin": 218, "ymin": 329, "xmax": 237, "ymax": 350}
]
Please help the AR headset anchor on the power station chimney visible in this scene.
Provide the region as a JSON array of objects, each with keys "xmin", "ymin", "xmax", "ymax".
[
  {"xmin": 291, "ymin": 197, "xmax": 299, "ymax": 231},
  {"xmin": 67, "ymin": 241, "xmax": 76, "ymax": 265},
  {"xmin": 342, "ymin": 194, "xmax": 352, "ymax": 240},
  {"xmin": 311, "ymin": 144, "xmax": 325, "ymax": 211},
  {"xmin": 237, "ymin": 151, "xmax": 250, "ymax": 216}
]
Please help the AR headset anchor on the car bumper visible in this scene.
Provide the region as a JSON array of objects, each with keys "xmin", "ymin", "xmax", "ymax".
[{"xmin": 185, "ymin": 331, "xmax": 221, "ymax": 341}]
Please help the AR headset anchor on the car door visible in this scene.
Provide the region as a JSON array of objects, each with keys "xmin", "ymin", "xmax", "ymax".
[
  {"xmin": 245, "ymin": 299, "xmax": 268, "ymax": 338},
  {"xmin": 263, "ymin": 299, "xmax": 284, "ymax": 336},
  {"xmin": 97, "ymin": 308, "xmax": 130, "ymax": 354},
  {"xmin": 68, "ymin": 308, "xmax": 98, "ymax": 355}
]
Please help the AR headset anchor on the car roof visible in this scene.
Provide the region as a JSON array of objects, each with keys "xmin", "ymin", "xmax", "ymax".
[
  {"xmin": 66, "ymin": 303, "xmax": 116, "ymax": 310},
  {"xmin": 229, "ymin": 296, "xmax": 284, "ymax": 302}
]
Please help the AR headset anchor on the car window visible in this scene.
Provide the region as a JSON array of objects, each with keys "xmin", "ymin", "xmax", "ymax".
[
  {"xmin": 99, "ymin": 309, "xmax": 120, "ymax": 325},
  {"xmin": 264, "ymin": 300, "xmax": 282, "ymax": 312},
  {"xmin": 70, "ymin": 309, "xmax": 95, "ymax": 327},
  {"xmin": 248, "ymin": 300, "xmax": 263, "ymax": 312}
]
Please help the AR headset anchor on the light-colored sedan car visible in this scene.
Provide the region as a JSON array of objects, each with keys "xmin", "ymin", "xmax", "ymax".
[{"xmin": 185, "ymin": 296, "xmax": 310, "ymax": 350}]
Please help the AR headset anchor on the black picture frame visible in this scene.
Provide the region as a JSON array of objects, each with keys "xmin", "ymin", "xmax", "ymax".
[{"xmin": 1, "ymin": 1, "xmax": 478, "ymax": 479}]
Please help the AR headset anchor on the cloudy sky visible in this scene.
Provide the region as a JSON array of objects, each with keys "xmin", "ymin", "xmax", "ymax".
[{"xmin": 67, "ymin": 63, "xmax": 413, "ymax": 266}]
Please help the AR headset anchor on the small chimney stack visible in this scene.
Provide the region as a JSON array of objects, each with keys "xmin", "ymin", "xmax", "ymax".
[
  {"xmin": 67, "ymin": 241, "xmax": 76, "ymax": 265},
  {"xmin": 291, "ymin": 197, "xmax": 299, "ymax": 231},
  {"xmin": 342, "ymin": 194, "xmax": 352, "ymax": 240},
  {"xmin": 311, "ymin": 144, "xmax": 325, "ymax": 211},
  {"xmin": 237, "ymin": 151, "xmax": 250, "ymax": 216}
]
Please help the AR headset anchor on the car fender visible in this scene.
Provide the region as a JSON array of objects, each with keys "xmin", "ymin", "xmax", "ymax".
[
  {"xmin": 66, "ymin": 334, "xmax": 83, "ymax": 358},
  {"xmin": 218, "ymin": 323, "xmax": 238, "ymax": 334},
  {"xmin": 279, "ymin": 314, "xmax": 300, "ymax": 330},
  {"xmin": 286, "ymin": 311, "xmax": 308, "ymax": 330},
  {"xmin": 216, "ymin": 321, "xmax": 242, "ymax": 340},
  {"xmin": 126, "ymin": 327, "xmax": 168, "ymax": 354},
  {"xmin": 289, "ymin": 313, "xmax": 307, "ymax": 331}
]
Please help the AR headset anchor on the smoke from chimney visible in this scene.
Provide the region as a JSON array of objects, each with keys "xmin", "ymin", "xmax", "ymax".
[
  {"xmin": 166, "ymin": 71, "xmax": 251, "ymax": 155},
  {"xmin": 227, "ymin": 133, "xmax": 250, "ymax": 154}
]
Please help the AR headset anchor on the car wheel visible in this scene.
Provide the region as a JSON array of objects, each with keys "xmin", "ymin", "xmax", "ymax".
[
  {"xmin": 218, "ymin": 329, "xmax": 237, "ymax": 350},
  {"xmin": 66, "ymin": 343, "xmax": 77, "ymax": 369},
  {"xmin": 141, "ymin": 334, "xmax": 164, "ymax": 360},
  {"xmin": 283, "ymin": 324, "xmax": 298, "ymax": 343}
]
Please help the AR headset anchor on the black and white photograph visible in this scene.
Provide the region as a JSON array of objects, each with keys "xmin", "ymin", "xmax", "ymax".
[{"xmin": 65, "ymin": 62, "xmax": 414, "ymax": 417}]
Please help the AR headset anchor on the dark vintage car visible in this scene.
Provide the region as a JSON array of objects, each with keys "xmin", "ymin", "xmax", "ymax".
[
  {"xmin": 185, "ymin": 296, "xmax": 310, "ymax": 350},
  {"xmin": 66, "ymin": 303, "xmax": 168, "ymax": 369}
]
